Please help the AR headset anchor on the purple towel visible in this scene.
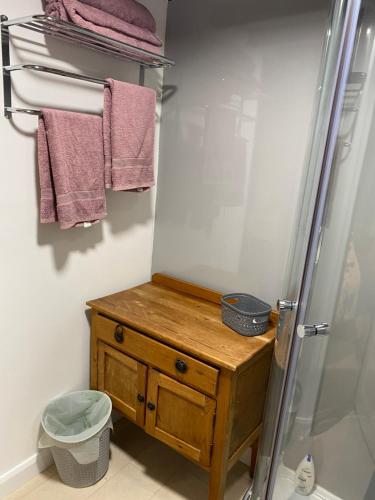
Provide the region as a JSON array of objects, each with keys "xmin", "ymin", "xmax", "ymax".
[
  {"xmin": 80, "ymin": 0, "xmax": 156, "ymax": 33},
  {"xmin": 38, "ymin": 109, "xmax": 106, "ymax": 230},
  {"xmin": 45, "ymin": 0, "xmax": 162, "ymax": 53},
  {"xmin": 103, "ymin": 79, "xmax": 156, "ymax": 191}
]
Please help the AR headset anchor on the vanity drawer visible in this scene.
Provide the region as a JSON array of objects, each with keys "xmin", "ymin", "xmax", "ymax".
[{"xmin": 93, "ymin": 313, "xmax": 219, "ymax": 397}]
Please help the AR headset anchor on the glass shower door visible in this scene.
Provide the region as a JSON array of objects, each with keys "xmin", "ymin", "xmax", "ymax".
[
  {"xmin": 250, "ymin": 0, "xmax": 366, "ymax": 499},
  {"xmin": 267, "ymin": 1, "xmax": 375, "ymax": 497}
]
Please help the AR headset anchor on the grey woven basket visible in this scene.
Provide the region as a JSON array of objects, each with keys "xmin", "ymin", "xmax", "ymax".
[
  {"xmin": 51, "ymin": 427, "xmax": 111, "ymax": 488},
  {"xmin": 221, "ymin": 293, "xmax": 272, "ymax": 336}
]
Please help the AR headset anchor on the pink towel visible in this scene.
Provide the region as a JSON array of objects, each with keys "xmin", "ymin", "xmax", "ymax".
[
  {"xmin": 103, "ymin": 79, "xmax": 156, "ymax": 191},
  {"xmin": 45, "ymin": 0, "xmax": 162, "ymax": 54},
  {"xmin": 80, "ymin": 0, "xmax": 156, "ymax": 33},
  {"xmin": 38, "ymin": 109, "xmax": 106, "ymax": 229}
]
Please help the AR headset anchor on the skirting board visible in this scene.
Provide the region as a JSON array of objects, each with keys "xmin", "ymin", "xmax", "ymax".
[{"xmin": 0, "ymin": 449, "xmax": 53, "ymax": 499}]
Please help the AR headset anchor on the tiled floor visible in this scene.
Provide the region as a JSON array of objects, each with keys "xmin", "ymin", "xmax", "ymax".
[{"xmin": 6, "ymin": 419, "xmax": 251, "ymax": 500}]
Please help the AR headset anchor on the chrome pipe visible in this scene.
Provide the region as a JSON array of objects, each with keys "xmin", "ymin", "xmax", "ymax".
[
  {"xmin": 4, "ymin": 106, "xmax": 41, "ymax": 115},
  {"xmin": 4, "ymin": 64, "xmax": 108, "ymax": 86},
  {"xmin": 1, "ymin": 14, "xmax": 11, "ymax": 117}
]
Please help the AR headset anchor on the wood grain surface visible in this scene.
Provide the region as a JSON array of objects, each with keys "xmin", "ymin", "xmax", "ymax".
[{"xmin": 88, "ymin": 274, "xmax": 276, "ymax": 371}]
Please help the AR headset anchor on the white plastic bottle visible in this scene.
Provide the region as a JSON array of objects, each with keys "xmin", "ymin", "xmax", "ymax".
[{"xmin": 295, "ymin": 454, "xmax": 315, "ymax": 496}]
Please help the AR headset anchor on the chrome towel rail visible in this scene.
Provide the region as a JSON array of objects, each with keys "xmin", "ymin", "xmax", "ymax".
[
  {"xmin": 4, "ymin": 107, "xmax": 41, "ymax": 116},
  {"xmin": 2, "ymin": 63, "xmax": 142, "ymax": 116},
  {"xmin": 3, "ymin": 63, "xmax": 116, "ymax": 116},
  {"xmin": 1, "ymin": 13, "xmax": 175, "ymax": 118},
  {"xmin": 2, "ymin": 63, "xmax": 145, "ymax": 115},
  {"xmin": 5, "ymin": 64, "xmax": 108, "ymax": 86},
  {"xmin": 1, "ymin": 14, "xmax": 174, "ymax": 68}
]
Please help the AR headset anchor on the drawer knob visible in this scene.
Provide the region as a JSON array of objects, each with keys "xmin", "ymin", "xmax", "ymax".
[
  {"xmin": 175, "ymin": 359, "xmax": 187, "ymax": 373},
  {"xmin": 114, "ymin": 325, "xmax": 124, "ymax": 343},
  {"xmin": 137, "ymin": 394, "xmax": 145, "ymax": 403},
  {"xmin": 147, "ymin": 402, "xmax": 156, "ymax": 411}
]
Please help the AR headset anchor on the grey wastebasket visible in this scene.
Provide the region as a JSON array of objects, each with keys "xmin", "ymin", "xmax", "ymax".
[{"xmin": 39, "ymin": 390, "xmax": 112, "ymax": 488}]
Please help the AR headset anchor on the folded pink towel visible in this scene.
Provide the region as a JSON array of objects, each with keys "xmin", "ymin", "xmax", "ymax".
[
  {"xmin": 80, "ymin": 0, "xmax": 156, "ymax": 33},
  {"xmin": 103, "ymin": 79, "xmax": 156, "ymax": 191},
  {"xmin": 45, "ymin": 0, "xmax": 162, "ymax": 53},
  {"xmin": 38, "ymin": 109, "xmax": 106, "ymax": 229}
]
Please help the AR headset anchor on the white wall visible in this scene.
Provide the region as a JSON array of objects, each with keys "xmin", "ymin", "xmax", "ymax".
[
  {"xmin": 152, "ymin": 0, "xmax": 329, "ymax": 307},
  {"xmin": 0, "ymin": 0, "xmax": 167, "ymax": 496}
]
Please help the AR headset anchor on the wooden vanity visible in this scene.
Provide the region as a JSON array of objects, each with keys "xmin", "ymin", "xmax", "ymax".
[{"xmin": 87, "ymin": 274, "xmax": 276, "ymax": 499}]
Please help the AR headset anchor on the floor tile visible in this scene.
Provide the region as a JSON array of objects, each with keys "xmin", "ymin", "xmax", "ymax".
[
  {"xmin": 108, "ymin": 440, "xmax": 133, "ymax": 473},
  {"xmin": 7, "ymin": 468, "xmax": 103, "ymax": 500},
  {"xmin": 5, "ymin": 467, "xmax": 55, "ymax": 500},
  {"xmin": 130, "ymin": 435, "xmax": 192, "ymax": 480},
  {"xmin": 179, "ymin": 458, "xmax": 209, "ymax": 483},
  {"xmin": 150, "ymin": 473, "xmax": 209, "ymax": 500},
  {"xmin": 6, "ymin": 440, "xmax": 131, "ymax": 500},
  {"xmin": 110, "ymin": 418, "xmax": 156, "ymax": 464},
  {"xmin": 88, "ymin": 462, "xmax": 163, "ymax": 500},
  {"xmin": 225, "ymin": 462, "xmax": 251, "ymax": 499},
  {"xmin": 150, "ymin": 458, "xmax": 250, "ymax": 500},
  {"xmin": 6, "ymin": 418, "xmax": 251, "ymax": 500}
]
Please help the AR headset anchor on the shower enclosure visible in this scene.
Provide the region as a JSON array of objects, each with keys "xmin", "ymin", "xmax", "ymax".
[{"xmin": 249, "ymin": 0, "xmax": 375, "ymax": 499}]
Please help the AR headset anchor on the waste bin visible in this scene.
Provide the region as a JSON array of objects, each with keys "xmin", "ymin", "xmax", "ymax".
[{"xmin": 39, "ymin": 390, "xmax": 112, "ymax": 488}]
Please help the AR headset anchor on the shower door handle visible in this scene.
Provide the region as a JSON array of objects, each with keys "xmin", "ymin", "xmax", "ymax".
[
  {"xmin": 276, "ymin": 299, "xmax": 298, "ymax": 340},
  {"xmin": 277, "ymin": 299, "xmax": 298, "ymax": 312},
  {"xmin": 297, "ymin": 323, "xmax": 330, "ymax": 338}
]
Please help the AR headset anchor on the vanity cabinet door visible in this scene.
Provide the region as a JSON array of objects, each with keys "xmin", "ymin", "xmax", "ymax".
[
  {"xmin": 98, "ymin": 342, "xmax": 147, "ymax": 427},
  {"xmin": 145, "ymin": 369, "xmax": 216, "ymax": 467}
]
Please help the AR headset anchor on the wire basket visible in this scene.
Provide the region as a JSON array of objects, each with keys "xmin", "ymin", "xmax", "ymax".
[
  {"xmin": 51, "ymin": 427, "xmax": 111, "ymax": 488},
  {"xmin": 221, "ymin": 293, "xmax": 272, "ymax": 336}
]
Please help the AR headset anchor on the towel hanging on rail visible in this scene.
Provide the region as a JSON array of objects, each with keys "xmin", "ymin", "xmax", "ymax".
[
  {"xmin": 2, "ymin": 63, "xmax": 147, "ymax": 116},
  {"xmin": 38, "ymin": 109, "xmax": 107, "ymax": 229},
  {"xmin": 103, "ymin": 79, "xmax": 156, "ymax": 191}
]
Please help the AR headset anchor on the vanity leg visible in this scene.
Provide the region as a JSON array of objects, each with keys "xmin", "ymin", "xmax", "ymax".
[
  {"xmin": 209, "ymin": 467, "xmax": 227, "ymax": 500},
  {"xmin": 209, "ymin": 370, "xmax": 235, "ymax": 500},
  {"xmin": 90, "ymin": 310, "xmax": 99, "ymax": 389},
  {"xmin": 249, "ymin": 438, "xmax": 259, "ymax": 478}
]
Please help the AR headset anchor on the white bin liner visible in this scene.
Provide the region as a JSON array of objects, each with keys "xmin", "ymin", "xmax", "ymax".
[{"xmin": 39, "ymin": 391, "xmax": 112, "ymax": 465}]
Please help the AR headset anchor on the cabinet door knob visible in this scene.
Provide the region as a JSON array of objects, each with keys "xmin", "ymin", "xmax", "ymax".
[
  {"xmin": 114, "ymin": 325, "xmax": 124, "ymax": 343},
  {"xmin": 147, "ymin": 402, "xmax": 156, "ymax": 411},
  {"xmin": 137, "ymin": 394, "xmax": 145, "ymax": 403},
  {"xmin": 175, "ymin": 359, "xmax": 187, "ymax": 373}
]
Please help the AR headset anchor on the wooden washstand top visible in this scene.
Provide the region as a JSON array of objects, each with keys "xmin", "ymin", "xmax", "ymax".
[{"xmin": 87, "ymin": 273, "xmax": 276, "ymax": 372}]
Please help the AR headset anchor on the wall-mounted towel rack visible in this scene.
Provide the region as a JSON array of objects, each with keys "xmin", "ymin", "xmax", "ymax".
[
  {"xmin": 4, "ymin": 107, "xmax": 41, "ymax": 116},
  {"xmin": 3, "ymin": 63, "xmax": 111, "ymax": 116},
  {"xmin": 6, "ymin": 64, "xmax": 108, "ymax": 86},
  {"xmin": 1, "ymin": 13, "xmax": 175, "ymax": 118},
  {"xmin": 1, "ymin": 15, "xmax": 174, "ymax": 67}
]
